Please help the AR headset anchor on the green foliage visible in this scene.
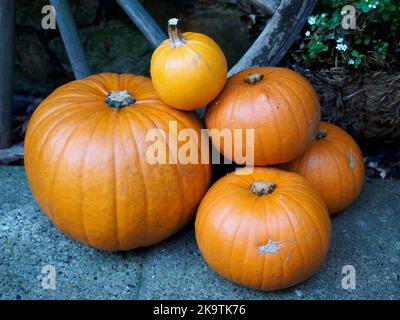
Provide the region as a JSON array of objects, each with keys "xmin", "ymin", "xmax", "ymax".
[{"xmin": 299, "ymin": 0, "xmax": 399, "ymax": 68}]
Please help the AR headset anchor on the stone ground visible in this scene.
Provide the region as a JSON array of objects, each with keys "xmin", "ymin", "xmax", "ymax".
[{"xmin": 0, "ymin": 166, "xmax": 399, "ymax": 300}]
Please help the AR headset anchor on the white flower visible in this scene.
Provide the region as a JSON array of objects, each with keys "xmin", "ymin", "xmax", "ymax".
[
  {"xmin": 348, "ymin": 59, "xmax": 355, "ymax": 65},
  {"xmin": 336, "ymin": 43, "xmax": 348, "ymax": 51},
  {"xmin": 321, "ymin": 13, "xmax": 327, "ymax": 18},
  {"xmin": 305, "ymin": 31, "xmax": 311, "ymax": 37},
  {"xmin": 368, "ymin": 4, "xmax": 377, "ymax": 8},
  {"xmin": 308, "ymin": 16, "xmax": 316, "ymax": 25},
  {"xmin": 337, "ymin": 37, "xmax": 344, "ymax": 43}
]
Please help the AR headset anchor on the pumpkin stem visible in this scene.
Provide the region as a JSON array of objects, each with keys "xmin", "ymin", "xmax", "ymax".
[
  {"xmin": 245, "ymin": 73, "xmax": 264, "ymax": 85},
  {"xmin": 316, "ymin": 128, "xmax": 327, "ymax": 140},
  {"xmin": 168, "ymin": 18, "xmax": 186, "ymax": 48},
  {"xmin": 250, "ymin": 180, "xmax": 276, "ymax": 196},
  {"xmin": 105, "ymin": 90, "xmax": 136, "ymax": 109}
]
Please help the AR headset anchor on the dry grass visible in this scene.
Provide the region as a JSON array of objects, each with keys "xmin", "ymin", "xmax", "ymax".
[{"xmin": 295, "ymin": 66, "xmax": 400, "ymax": 142}]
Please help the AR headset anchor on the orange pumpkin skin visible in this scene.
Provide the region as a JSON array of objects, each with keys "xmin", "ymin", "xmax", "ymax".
[
  {"xmin": 205, "ymin": 67, "xmax": 320, "ymax": 166},
  {"xmin": 25, "ymin": 73, "xmax": 211, "ymax": 251},
  {"xmin": 195, "ymin": 167, "xmax": 331, "ymax": 291},
  {"xmin": 150, "ymin": 19, "xmax": 227, "ymax": 110},
  {"xmin": 281, "ymin": 122, "xmax": 364, "ymax": 215}
]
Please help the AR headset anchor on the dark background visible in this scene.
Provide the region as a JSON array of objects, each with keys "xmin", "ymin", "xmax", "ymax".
[{"xmin": 5, "ymin": 0, "xmax": 400, "ymax": 179}]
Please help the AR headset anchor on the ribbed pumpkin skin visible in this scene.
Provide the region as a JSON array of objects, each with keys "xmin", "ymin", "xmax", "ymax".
[
  {"xmin": 282, "ymin": 122, "xmax": 364, "ymax": 214},
  {"xmin": 205, "ymin": 67, "xmax": 320, "ymax": 165},
  {"xmin": 150, "ymin": 32, "xmax": 227, "ymax": 110},
  {"xmin": 25, "ymin": 73, "xmax": 211, "ymax": 251},
  {"xmin": 195, "ymin": 168, "xmax": 331, "ymax": 291}
]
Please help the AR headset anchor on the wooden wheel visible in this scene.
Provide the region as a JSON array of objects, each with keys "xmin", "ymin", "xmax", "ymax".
[
  {"xmin": 50, "ymin": 0, "xmax": 317, "ymax": 79},
  {"xmin": 0, "ymin": 0, "xmax": 316, "ymax": 160},
  {"xmin": 229, "ymin": 0, "xmax": 317, "ymax": 75}
]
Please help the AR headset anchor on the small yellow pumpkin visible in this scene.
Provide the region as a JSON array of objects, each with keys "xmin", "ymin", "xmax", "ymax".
[{"xmin": 150, "ymin": 18, "xmax": 227, "ymax": 110}]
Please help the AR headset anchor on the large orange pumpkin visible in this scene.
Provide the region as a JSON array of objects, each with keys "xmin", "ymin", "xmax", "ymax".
[
  {"xmin": 281, "ymin": 122, "xmax": 364, "ymax": 214},
  {"xmin": 25, "ymin": 73, "xmax": 211, "ymax": 251},
  {"xmin": 150, "ymin": 18, "xmax": 227, "ymax": 110},
  {"xmin": 195, "ymin": 167, "xmax": 331, "ymax": 291},
  {"xmin": 205, "ymin": 67, "xmax": 320, "ymax": 166}
]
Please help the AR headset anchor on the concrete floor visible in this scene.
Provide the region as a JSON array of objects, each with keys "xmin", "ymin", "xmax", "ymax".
[{"xmin": 0, "ymin": 166, "xmax": 399, "ymax": 300}]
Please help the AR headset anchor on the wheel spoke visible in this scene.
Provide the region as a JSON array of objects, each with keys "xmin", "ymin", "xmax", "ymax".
[
  {"xmin": 50, "ymin": 0, "xmax": 91, "ymax": 79},
  {"xmin": 117, "ymin": 0, "xmax": 166, "ymax": 48},
  {"xmin": 0, "ymin": 0, "xmax": 15, "ymax": 148}
]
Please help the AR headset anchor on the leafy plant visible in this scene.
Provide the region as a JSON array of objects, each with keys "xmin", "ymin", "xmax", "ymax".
[{"xmin": 298, "ymin": 0, "xmax": 400, "ymax": 68}]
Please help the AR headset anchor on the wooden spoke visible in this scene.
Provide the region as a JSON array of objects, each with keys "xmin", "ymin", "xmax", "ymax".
[
  {"xmin": 0, "ymin": 0, "xmax": 15, "ymax": 148},
  {"xmin": 0, "ymin": 144, "xmax": 24, "ymax": 165},
  {"xmin": 251, "ymin": 0, "xmax": 280, "ymax": 15},
  {"xmin": 50, "ymin": 0, "xmax": 91, "ymax": 79},
  {"xmin": 117, "ymin": 0, "xmax": 166, "ymax": 48}
]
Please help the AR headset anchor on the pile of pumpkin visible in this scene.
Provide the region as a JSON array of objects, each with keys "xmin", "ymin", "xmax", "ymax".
[{"xmin": 24, "ymin": 19, "xmax": 364, "ymax": 291}]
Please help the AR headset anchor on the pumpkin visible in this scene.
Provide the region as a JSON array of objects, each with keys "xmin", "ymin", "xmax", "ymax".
[
  {"xmin": 205, "ymin": 67, "xmax": 321, "ymax": 166},
  {"xmin": 195, "ymin": 167, "xmax": 331, "ymax": 291},
  {"xmin": 150, "ymin": 18, "xmax": 227, "ymax": 110},
  {"xmin": 25, "ymin": 73, "xmax": 211, "ymax": 251},
  {"xmin": 281, "ymin": 122, "xmax": 364, "ymax": 214}
]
